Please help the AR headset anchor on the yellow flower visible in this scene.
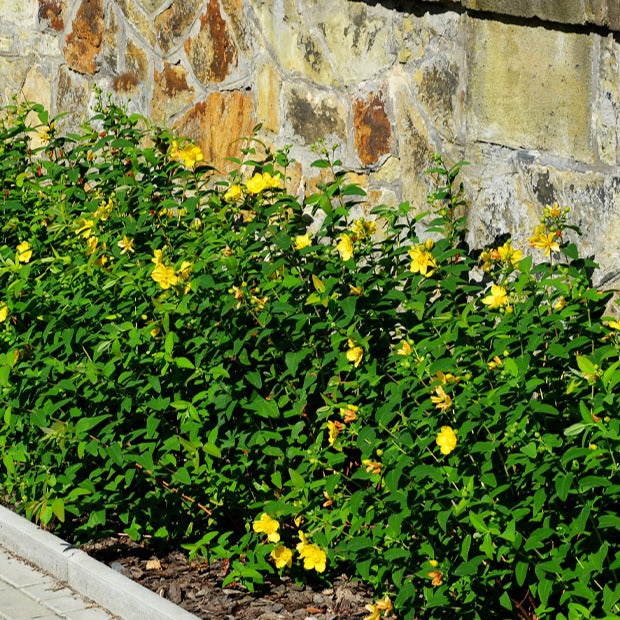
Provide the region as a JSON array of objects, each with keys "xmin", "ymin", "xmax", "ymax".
[
  {"xmin": 245, "ymin": 172, "xmax": 281, "ymax": 194},
  {"xmin": 296, "ymin": 533, "xmax": 326, "ymax": 573},
  {"xmin": 428, "ymin": 569, "xmax": 444, "ymax": 586},
  {"xmin": 171, "ymin": 141, "xmax": 204, "ymax": 168},
  {"xmin": 436, "ymin": 426, "xmax": 457, "ymax": 455},
  {"xmin": 497, "ymin": 241, "xmax": 523, "ymax": 267},
  {"xmin": 326, "ymin": 420, "xmax": 344, "ymax": 446},
  {"xmin": 94, "ymin": 199, "xmax": 113, "ymax": 220},
  {"xmin": 529, "ymin": 229, "xmax": 560, "ymax": 256},
  {"xmin": 75, "ymin": 218, "xmax": 94, "ymax": 239},
  {"xmin": 294, "ymin": 234, "xmax": 312, "ymax": 250},
  {"xmin": 151, "ymin": 263, "xmax": 178, "ymax": 289},
  {"xmin": 481, "ymin": 284, "xmax": 508, "ymax": 309},
  {"xmin": 606, "ymin": 320, "xmax": 620, "ymax": 330},
  {"xmin": 351, "ymin": 218, "xmax": 377, "ymax": 239},
  {"xmin": 340, "ymin": 404, "xmax": 358, "ymax": 423},
  {"xmin": 364, "ymin": 594, "xmax": 392, "ymax": 620},
  {"xmin": 223, "ymin": 184, "xmax": 242, "ymax": 202},
  {"xmin": 346, "ymin": 339, "xmax": 363, "ymax": 367},
  {"xmin": 337, "ymin": 234, "xmax": 354, "ymax": 261},
  {"xmin": 95, "ymin": 254, "xmax": 108, "ymax": 267},
  {"xmin": 362, "ymin": 459, "xmax": 382, "ymax": 475},
  {"xmin": 431, "ymin": 385, "xmax": 452, "ymax": 412},
  {"xmin": 436, "ymin": 371, "xmax": 460, "ymax": 384},
  {"xmin": 252, "ymin": 513, "xmax": 280, "ymax": 543},
  {"xmin": 409, "ymin": 245, "xmax": 437, "ymax": 277},
  {"xmin": 349, "ymin": 285, "xmax": 363, "ymax": 296},
  {"xmin": 270, "ymin": 545, "xmax": 293, "ymax": 569},
  {"xmin": 0, "ymin": 302, "xmax": 8, "ymax": 323},
  {"xmin": 397, "ymin": 340, "xmax": 412, "ymax": 356},
  {"xmin": 85, "ymin": 236, "xmax": 99, "ymax": 256},
  {"xmin": 16, "ymin": 241, "xmax": 32, "ymax": 263},
  {"xmin": 178, "ymin": 261, "xmax": 193, "ymax": 280},
  {"xmin": 429, "ymin": 559, "xmax": 439, "ymax": 567},
  {"xmin": 117, "ymin": 236, "xmax": 135, "ymax": 255},
  {"xmin": 488, "ymin": 355, "xmax": 503, "ymax": 370},
  {"xmin": 554, "ymin": 296, "xmax": 567, "ymax": 311},
  {"xmin": 151, "ymin": 249, "xmax": 164, "ymax": 265}
]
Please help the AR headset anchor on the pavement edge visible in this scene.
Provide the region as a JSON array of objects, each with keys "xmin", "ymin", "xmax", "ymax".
[{"xmin": 0, "ymin": 505, "xmax": 197, "ymax": 619}]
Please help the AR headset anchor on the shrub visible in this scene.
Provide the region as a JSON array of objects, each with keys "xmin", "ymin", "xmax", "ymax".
[{"xmin": 0, "ymin": 97, "xmax": 618, "ymax": 619}]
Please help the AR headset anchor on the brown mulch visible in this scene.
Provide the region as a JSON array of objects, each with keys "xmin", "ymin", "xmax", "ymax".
[{"xmin": 81, "ymin": 536, "xmax": 375, "ymax": 619}]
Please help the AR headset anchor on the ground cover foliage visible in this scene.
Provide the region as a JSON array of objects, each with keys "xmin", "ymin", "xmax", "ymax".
[{"xmin": 0, "ymin": 98, "xmax": 618, "ymax": 619}]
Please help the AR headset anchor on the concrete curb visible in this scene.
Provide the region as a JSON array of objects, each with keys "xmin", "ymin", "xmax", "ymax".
[{"xmin": 0, "ymin": 505, "xmax": 198, "ymax": 619}]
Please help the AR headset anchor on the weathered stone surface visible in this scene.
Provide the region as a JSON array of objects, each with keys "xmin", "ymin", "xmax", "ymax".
[
  {"xmin": 173, "ymin": 91, "xmax": 256, "ymax": 172},
  {"xmin": 155, "ymin": 0, "xmax": 202, "ymax": 54},
  {"xmin": 595, "ymin": 35, "xmax": 619, "ymax": 165},
  {"xmin": 246, "ymin": 0, "xmax": 336, "ymax": 86},
  {"xmin": 185, "ymin": 0, "xmax": 238, "ymax": 84},
  {"xmin": 220, "ymin": 0, "xmax": 249, "ymax": 53},
  {"xmin": 353, "ymin": 92, "xmax": 393, "ymax": 167},
  {"xmin": 64, "ymin": 0, "xmax": 104, "ymax": 75},
  {"xmin": 135, "ymin": 0, "xmax": 167, "ymax": 13},
  {"xmin": 115, "ymin": 0, "xmax": 156, "ymax": 47},
  {"xmin": 414, "ymin": 59, "xmax": 459, "ymax": 135},
  {"xmin": 125, "ymin": 38, "xmax": 148, "ymax": 82},
  {"xmin": 0, "ymin": 0, "xmax": 38, "ymax": 24},
  {"xmin": 391, "ymin": 78, "xmax": 436, "ymax": 209},
  {"xmin": 313, "ymin": 1, "xmax": 396, "ymax": 83},
  {"xmin": 467, "ymin": 20, "xmax": 593, "ymax": 162},
  {"xmin": 151, "ymin": 61, "xmax": 195, "ymax": 123},
  {"xmin": 102, "ymin": 3, "xmax": 121, "ymax": 74},
  {"xmin": 0, "ymin": 57, "xmax": 29, "ymax": 105},
  {"xmin": 286, "ymin": 86, "xmax": 346, "ymax": 145},
  {"xmin": 21, "ymin": 66, "xmax": 52, "ymax": 109},
  {"xmin": 256, "ymin": 63, "xmax": 280, "ymax": 133},
  {"xmin": 54, "ymin": 65, "xmax": 90, "ymax": 132},
  {"xmin": 38, "ymin": 0, "xmax": 65, "ymax": 31},
  {"xmin": 0, "ymin": 35, "xmax": 17, "ymax": 56}
]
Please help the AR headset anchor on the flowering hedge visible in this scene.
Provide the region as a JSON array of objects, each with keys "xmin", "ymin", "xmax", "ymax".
[{"xmin": 0, "ymin": 98, "xmax": 618, "ymax": 619}]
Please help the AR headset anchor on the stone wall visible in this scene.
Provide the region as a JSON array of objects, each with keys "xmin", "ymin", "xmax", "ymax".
[{"xmin": 1, "ymin": 0, "xmax": 619, "ymax": 290}]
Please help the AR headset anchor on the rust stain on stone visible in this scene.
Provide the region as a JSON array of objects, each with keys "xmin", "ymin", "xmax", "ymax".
[
  {"xmin": 185, "ymin": 0, "xmax": 238, "ymax": 84},
  {"xmin": 353, "ymin": 93, "xmax": 393, "ymax": 166},
  {"xmin": 38, "ymin": 0, "xmax": 64, "ymax": 31},
  {"xmin": 174, "ymin": 91, "xmax": 255, "ymax": 172},
  {"xmin": 155, "ymin": 0, "xmax": 202, "ymax": 54},
  {"xmin": 155, "ymin": 62, "xmax": 193, "ymax": 97},
  {"xmin": 112, "ymin": 72, "xmax": 140, "ymax": 93},
  {"xmin": 63, "ymin": 0, "xmax": 104, "ymax": 75}
]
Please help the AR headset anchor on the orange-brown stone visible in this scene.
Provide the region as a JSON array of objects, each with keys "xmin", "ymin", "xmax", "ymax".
[
  {"xmin": 63, "ymin": 0, "xmax": 104, "ymax": 75},
  {"xmin": 38, "ymin": 0, "xmax": 64, "ymax": 31},
  {"xmin": 151, "ymin": 62, "xmax": 195, "ymax": 123},
  {"xmin": 155, "ymin": 0, "xmax": 203, "ymax": 54},
  {"xmin": 185, "ymin": 0, "xmax": 238, "ymax": 84},
  {"xmin": 173, "ymin": 91, "xmax": 256, "ymax": 173},
  {"xmin": 353, "ymin": 92, "xmax": 393, "ymax": 167},
  {"xmin": 125, "ymin": 39, "xmax": 148, "ymax": 82}
]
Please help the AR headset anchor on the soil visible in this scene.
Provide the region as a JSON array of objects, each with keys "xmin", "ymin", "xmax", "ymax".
[{"xmin": 81, "ymin": 536, "xmax": 375, "ymax": 619}]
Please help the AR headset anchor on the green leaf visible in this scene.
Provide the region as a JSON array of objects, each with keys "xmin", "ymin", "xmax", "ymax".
[
  {"xmin": 288, "ymin": 467, "xmax": 305, "ymax": 489},
  {"xmin": 51, "ymin": 498, "xmax": 65, "ymax": 523}
]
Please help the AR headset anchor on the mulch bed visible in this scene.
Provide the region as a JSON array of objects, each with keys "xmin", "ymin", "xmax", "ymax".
[{"xmin": 81, "ymin": 536, "xmax": 375, "ymax": 619}]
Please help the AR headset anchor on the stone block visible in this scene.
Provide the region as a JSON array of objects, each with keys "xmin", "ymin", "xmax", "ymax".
[
  {"xmin": 0, "ymin": 0, "xmax": 38, "ymax": 24},
  {"xmin": 173, "ymin": 91, "xmax": 256, "ymax": 172},
  {"xmin": 125, "ymin": 38, "xmax": 148, "ymax": 82},
  {"xmin": 54, "ymin": 65, "xmax": 90, "ymax": 133},
  {"xmin": 115, "ymin": 0, "xmax": 156, "ymax": 47},
  {"xmin": 37, "ymin": 0, "xmax": 65, "ymax": 31},
  {"xmin": 0, "ymin": 35, "xmax": 16, "ymax": 56},
  {"xmin": 312, "ymin": 0, "xmax": 396, "ymax": 83},
  {"xmin": 391, "ymin": 77, "xmax": 436, "ymax": 210},
  {"xmin": 256, "ymin": 62, "xmax": 280, "ymax": 133},
  {"xmin": 64, "ymin": 0, "xmax": 104, "ymax": 75},
  {"xmin": 285, "ymin": 86, "xmax": 346, "ymax": 145},
  {"xmin": 21, "ymin": 66, "xmax": 52, "ymax": 109},
  {"xmin": 467, "ymin": 20, "xmax": 594, "ymax": 162},
  {"xmin": 0, "ymin": 57, "xmax": 29, "ymax": 106},
  {"xmin": 353, "ymin": 91, "xmax": 394, "ymax": 167},
  {"xmin": 155, "ymin": 0, "xmax": 202, "ymax": 54},
  {"xmin": 414, "ymin": 59, "xmax": 460, "ymax": 136},
  {"xmin": 102, "ymin": 3, "xmax": 122, "ymax": 74},
  {"xmin": 185, "ymin": 0, "xmax": 238, "ymax": 85},
  {"xmin": 151, "ymin": 61, "xmax": 195, "ymax": 124},
  {"xmin": 246, "ymin": 0, "xmax": 336, "ymax": 86},
  {"xmin": 595, "ymin": 35, "xmax": 619, "ymax": 165}
]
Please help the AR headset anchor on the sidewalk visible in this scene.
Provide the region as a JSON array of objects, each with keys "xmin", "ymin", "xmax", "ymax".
[
  {"xmin": 0, "ymin": 544, "xmax": 114, "ymax": 619},
  {"xmin": 0, "ymin": 506, "xmax": 197, "ymax": 620}
]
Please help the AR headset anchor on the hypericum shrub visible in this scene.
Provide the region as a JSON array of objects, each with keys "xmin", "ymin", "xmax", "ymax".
[{"xmin": 0, "ymin": 97, "xmax": 618, "ymax": 620}]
